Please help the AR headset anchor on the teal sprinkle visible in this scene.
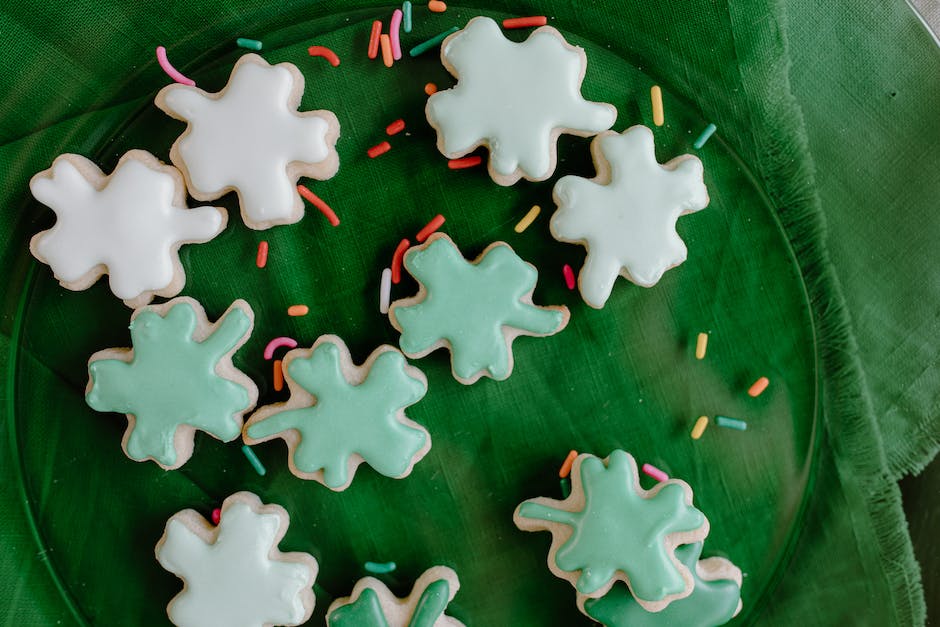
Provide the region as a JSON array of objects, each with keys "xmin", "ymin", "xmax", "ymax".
[
  {"xmin": 403, "ymin": 1, "xmax": 412, "ymax": 33},
  {"xmin": 716, "ymin": 415, "xmax": 747, "ymax": 431},
  {"xmin": 241, "ymin": 444, "xmax": 267, "ymax": 475},
  {"xmin": 560, "ymin": 477, "xmax": 571, "ymax": 498},
  {"xmin": 409, "ymin": 27, "xmax": 459, "ymax": 57},
  {"xmin": 236, "ymin": 38, "xmax": 263, "ymax": 51},
  {"xmin": 364, "ymin": 561, "xmax": 397, "ymax": 574},
  {"xmin": 693, "ymin": 123, "xmax": 717, "ymax": 149}
]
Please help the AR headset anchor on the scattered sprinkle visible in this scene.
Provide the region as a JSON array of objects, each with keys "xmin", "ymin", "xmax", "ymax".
[
  {"xmin": 287, "ymin": 305, "xmax": 309, "ymax": 317},
  {"xmin": 236, "ymin": 38, "xmax": 263, "ymax": 51},
  {"xmin": 428, "ymin": 0, "xmax": 447, "ymax": 12},
  {"xmin": 560, "ymin": 477, "xmax": 571, "ymax": 498},
  {"xmin": 502, "ymin": 16, "xmax": 548, "ymax": 29},
  {"xmin": 651, "ymin": 85, "xmax": 664, "ymax": 127},
  {"xmin": 558, "ymin": 449, "xmax": 578, "ymax": 478},
  {"xmin": 368, "ymin": 20, "xmax": 382, "ymax": 59},
  {"xmin": 256, "ymin": 241, "xmax": 269, "ymax": 268},
  {"xmin": 390, "ymin": 9, "xmax": 404, "ymax": 60},
  {"xmin": 263, "ymin": 336, "xmax": 298, "ymax": 360},
  {"xmin": 695, "ymin": 332, "xmax": 708, "ymax": 359},
  {"xmin": 241, "ymin": 444, "xmax": 267, "ymax": 476},
  {"xmin": 403, "ymin": 1, "xmax": 413, "ymax": 32},
  {"xmin": 391, "ymin": 239, "xmax": 411, "ymax": 284},
  {"xmin": 409, "ymin": 27, "xmax": 459, "ymax": 57},
  {"xmin": 386, "ymin": 118, "xmax": 406, "ymax": 136},
  {"xmin": 365, "ymin": 561, "xmax": 397, "ymax": 574},
  {"xmin": 641, "ymin": 463, "xmax": 669, "ymax": 483},
  {"xmin": 273, "ymin": 359, "xmax": 284, "ymax": 392},
  {"xmin": 297, "ymin": 184, "xmax": 340, "ymax": 226},
  {"xmin": 380, "ymin": 34, "xmax": 394, "ymax": 67},
  {"xmin": 563, "ymin": 264, "xmax": 576, "ymax": 290},
  {"xmin": 155, "ymin": 46, "xmax": 195, "ymax": 87},
  {"xmin": 448, "ymin": 155, "xmax": 482, "ymax": 169},
  {"xmin": 424, "ymin": 82, "xmax": 438, "ymax": 95},
  {"xmin": 716, "ymin": 415, "xmax": 748, "ymax": 431},
  {"xmin": 368, "ymin": 141, "xmax": 392, "ymax": 158},
  {"xmin": 416, "ymin": 214, "xmax": 446, "ymax": 242},
  {"xmin": 211, "ymin": 508, "xmax": 221, "ymax": 525},
  {"xmin": 694, "ymin": 123, "xmax": 718, "ymax": 150},
  {"xmin": 748, "ymin": 376, "xmax": 770, "ymax": 397},
  {"xmin": 308, "ymin": 45, "xmax": 340, "ymax": 67},
  {"xmin": 379, "ymin": 268, "xmax": 392, "ymax": 314},
  {"xmin": 514, "ymin": 205, "xmax": 541, "ymax": 233},
  {"xmin": 691, "ymin": 415, "xmax": 709, "ymax": 440}
]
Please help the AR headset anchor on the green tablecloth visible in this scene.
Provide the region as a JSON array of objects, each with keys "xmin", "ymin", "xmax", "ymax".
[{"xmin": 1, "ymin": 0, "xmax": 937, "ymax": 625}]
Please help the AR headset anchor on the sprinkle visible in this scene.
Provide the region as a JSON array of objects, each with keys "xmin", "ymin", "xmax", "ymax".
[
  {"xmin": 403, "ymin": 1, "xmax": 413, "ymax": 32},
  {"xmin": 365, "ymin": 561, "xmax": 397, "ymax": 574},
  {"xmin": 409, "ymin": 27, "xmax": 459, "ymax": 57},
  {"xmin": 390, "ymin": 9, "xmax": 404, "ymax": 60},
  {"xmin": 428, "ymin": 0, "xmax": 447, "ymax": 12},
  {"xmin": 263, "ymin": 336, "xmax": 298, "ymax": 360},
  {"xmin": 273, "ymin": 359, "xmax": 284, "ymax": 392},
  {"xmin": 691, "ymin": 415, "xmax": 709, "ymax": 440},
  {"xmin": 368, "ymin": 20, "xmax": 382, "ymax": 59},
  {"xmin": 416, "ymin": 214, "xmax": 445, "ymax": 242},
  {"xmin": 448, "ymin": 156, "xmax": 482, "ymax": 169},
  {"xmin": 716, "ymin": 415, "xmax": 748, "ymax": 431},
  {"xmin": 558, "ymin": 450, "xmax": 578, "ymax": 478},
  {"xmin": 694, "ymin": 123, "xmax": 718, "ymax": 150},
  {"xmin": 287, "ymin": 305, "xmax": 309, "ymax": 317},
  {"xmin": 211, "ymin": 508, "xmax": 221, "ymax": 525},
  {"xmin": 256, "ymin": 241, "xmax": 269, "ymax": 268},
  {"xmin": 297, "ymin": 184, "xmax": 340, "ymax": 226},
  {"xmin": 695, "ymin": 332, "xmax": 708, "ymax": 359},
  {"xmin": 502, "ymin": 16, "xmax": 548, "ymax": 29},
  {"xmin": 748, "ymin": 376, "xmax": 770, "ymax": 397},
  {"xmin": 236, "ymin": 38, "xmax": 263, "ymax": 51},
  {"xmin": 391, "ymin": 239, "xmax": 410, "ymax": 284},
  {"xmin": 641, "ymin": 463, "xmax": 669, "ymax": 482},
  {"xmin": 380, "ymin": 34, "xmax": 394, "ymax": 67},
  {"xmin": 424, "ymin": 82, "xmax": 438, "ymax": 96},
  {"xmin": 386, "ymin": 119, "xmax": 406, "ymax": 136},
  {"xmin": 563, "ymin": 264, "xmax": 576, "ymax": 290},
  {"xmin": 241, "ymin": 445, "xmax": 267, "ymax": 476},
  {"xmin": 379, "ymin": 268, "xmax": 392, "ymax": 314},
  {"xmin": 308, "ymin": 45, "xmax": 340, "ymax": 67},
  {"xmin": 560, "ymin": 477, "xmax": 571, "ymax": 498},
  {"xmin": 368, "ymin": 141, "xmax": 392, "ymax": 158},
  {"xmin": 514, "ymin": 205, "xmax": 541, "ymax": 233},
  {"xmin": 155, "ymin": 46, "xmax": 195, "ymax": 87},
  {"xmin": 651, "ymin": 85, "xmax": 665, "ymax": 127}
]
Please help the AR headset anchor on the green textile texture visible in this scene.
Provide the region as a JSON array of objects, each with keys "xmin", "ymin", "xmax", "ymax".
[{"xmin": 0, "ymin": 1, "xmax": 936, "ymax": 626}]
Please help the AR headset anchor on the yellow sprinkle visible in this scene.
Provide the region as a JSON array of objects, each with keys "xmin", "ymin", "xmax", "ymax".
[
  {"xmin": 514, "ymin": 205, "xmax": 541, "ymax": 233},
  {"xmin": 651, "ymin": 85, "xmax": 664, "ymax": 126},
  {"xmin": 691, "ymin": 416, "xmax": 709, "ymax": 440},
  {"xmin": 287, "ymin": 305, "xmax": 309, "ymax": 316},
  {"xmin": 695, "ymin": 332, "xmax": 708, "ymax": 359}
]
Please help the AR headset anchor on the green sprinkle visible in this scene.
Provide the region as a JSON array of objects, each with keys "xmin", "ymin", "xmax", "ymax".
[
  {"xmin": 560, "ymin": 477, "xmax": 571, "ymax": 498},
  {"xmin": 715, "ymin": 415, "xmax": 747, "ymax": 431},
  {"xmin": 403, "ymin": 1, "xmax": 413, "ymax": 33},
  {"xmin": 236, "ymin": 38, "xmax": 263, "ymax": 51},
  {"xmin": 241, "ymin": 444, "xmax": 267, "ymax": 475},
  {"xmin": 409, "ymin": 27, "xmax": 459, "ymax": 57},
  {"xmin": 364, "ymin": 561, "xmax": 397, "ymax": 574},
  {"xmin": 693, "ymin": 123, "xmax": 717, "ymax": 150}
]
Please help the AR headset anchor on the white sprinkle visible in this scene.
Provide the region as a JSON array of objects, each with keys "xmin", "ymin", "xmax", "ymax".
[{"xmin": 379, "ymin": 267, "xmax": 392, "ymax": 314}]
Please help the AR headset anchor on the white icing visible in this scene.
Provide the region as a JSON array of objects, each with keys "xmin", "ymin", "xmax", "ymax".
[
  {"xmin": 427, "ymin": 16, "xmax": 616, "ymax": 185},
  {"xmin": 29, "ymin": 152, "xmax": 223, "ymax": 302},
  {"xmin": 551, "ymin": 126, "xmax": 708, "ymax": 308},
  {"xmin": 156, "ymin": 498, "xmax": 317, "ymax": 627},
  {"xmin": 158, "ymin": 54, "xmax": 338, "ymax": 228}
]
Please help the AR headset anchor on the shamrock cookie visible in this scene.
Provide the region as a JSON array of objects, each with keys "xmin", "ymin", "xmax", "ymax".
[
  {"xmin": 86, "ymin": 298, "xmax": 257, "ymax": 470},
  {"xmin": 29, "ymin": 150, "xmax": 226, "ymax": 308},
  {"xmin": 156, "ymin": 54, "xmax": 340, "ymax": 230},
  {"xmin": 514, "ymin": 450, "xmax": 709, "ymax": 611},
  {"xmin": 426, "ymin": 16, "xmax": 616, "ymax": 185},
  {"xmin": 388, "ymin": 233, "xmax": 569, "ymax": 384},
  {"xmin": 327, "ymin": 566, "xmax": 464, "ymax": 627},
  {"xmin": 582, "ymin": 542, "xmax": 742, "ymax": 626},
  {"xmin": 156, "ymin": 491, "xmax": 318, "ymax": 627},
  {"xmin": 243, "ymin": 335, "xmax": 430, "ymax": 491},
  {"xmin": 551, "ymin": 125, "xmax": 709, "ymax": 308}
]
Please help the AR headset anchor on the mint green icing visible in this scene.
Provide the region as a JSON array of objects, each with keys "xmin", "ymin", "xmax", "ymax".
[
  {"xmin": 517, "ymin": 450, "xmax": 706, "ymax": 600},
  {"xmin": 328, "ymin": 588, "xmax": 389, "ymax": 627},
  {"xmin": 86, "ymin": 300, "xmax": 252, "ymax": 468},
  {"xmin": 408, "ymin": 579, "xmax": 450, "ymax": 627},
  {"xmin": 246, "ymin": 340, "xmax": 427, "ymax": 489},
  {"xmin": 584, "ymin": 543, "xmax": 741, "ymax": 627},
  {"xmin": 391, "ymin": 235, "xmax": 565, "ymax": 381}
]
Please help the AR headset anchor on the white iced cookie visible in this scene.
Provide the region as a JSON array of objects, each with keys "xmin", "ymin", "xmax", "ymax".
[
  {"xmin": 327, "ymin": 566, "xmax": 464, "ymax": 627},
  {"xmin": 551, "ymin": 125, "xmax": 709, "ymax": 308},
  {"xmin": 29, "ymin": 151, "xmax": 225, "ymax": 308},
  {"xmin": 156, "ymin": 53, "xmax": 340, "ymax": 230},
  {"xmin": 426, "ymin": 16, "xmax": 616, "ymax": 186},
  {"xmin": 155, "ymin": 491, "xmax": 318, "ymax": 627}
]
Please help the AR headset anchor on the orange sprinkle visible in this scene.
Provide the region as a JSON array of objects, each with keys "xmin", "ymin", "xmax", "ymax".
[
  {"xmin": 559, "ymin": 450, "xmax": 578, "ymax": 478},
  {"xmin": 448, "ymin": 156, "xmax": 482, "ymax": 169},
  {"xmin": 256, "ymin": 241, "xmax": 268, "ymax": 268},
  {"xmin": 428, "ymin": 0, "xmax": 447, "ymax": 12},
  {"xmin": 287, "ymin": 305, "xmax": 309, "ymax": 316},
  {"xmin": 502, "ymin": 16, "xmax": 548, "ymax": 29},
  {"xmin": 748, "ymin": 376, "xmax": 770, "ymax": 397},
  {"xmin": 416, "ymin": 215, "xmax": 445, "ymax": 242},
  {"xmin": 424, "ymin": 82, "xmax": 438, "ymax": 95},
  {"xmin": 273, "ymin": 359, "xmax": 284, "ymax": 391},
  {"xmin": 307, "ymin": 45, "xmax": 340, "ymax": 67},
  {"xmin": 368, "ymin": 20, "xmax": 382, "ymax": 59},
  {"xmin": 297, "ymin": 184, "xmax": 340, "ymax": 226},
  {"xmin": 391, "ymin": 239, "xmax": 410, "ymax": 284},
  {"xmin": 380, "ymin": 34, "xmax": 393, "ymax": 67},
  {"xmin": 368, "ymin": 141, "xmax": 392, "ymax": 158},
  {"xmin": 386, "ymin": 119, "xmax": 406, "ymax": 135}
]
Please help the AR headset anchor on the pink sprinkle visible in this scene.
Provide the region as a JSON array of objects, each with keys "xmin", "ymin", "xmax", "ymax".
[
  {"xmin": 390, "ymin": 9, "xmax": 404, "ymax": 60},
  {"xmin": 155, "ymin": 46, "xmax": 196, "ymax": 86},
  {"xmin": 563, "ymin": 264, "xmax": 575, "ymax": 289},
  {"xmin": 211, "ymin": 508, "xmax": 221, "ymax": 525},
  {"xmin": 641, "ymin": 463, "xmax": 669, "ymax": 483},
  {"xmin": 263, "ymin": 336, "xmax": 298, "ymax": 360}
]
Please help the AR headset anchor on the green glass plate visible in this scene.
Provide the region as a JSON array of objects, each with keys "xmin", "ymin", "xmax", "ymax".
[{"xmin": 6, "ymin": 5, "xmax": 819, "ymax": 625}]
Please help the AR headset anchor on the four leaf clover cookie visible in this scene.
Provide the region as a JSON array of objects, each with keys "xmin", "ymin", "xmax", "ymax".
[{"xmin": 156, "ymin": 53, "xmax": 340, "ymax": 230}]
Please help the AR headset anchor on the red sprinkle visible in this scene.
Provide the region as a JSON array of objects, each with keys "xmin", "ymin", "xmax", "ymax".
[
  {"xmin": 448, "ymin": 156, "xmax": 482, "ymax": 169},
  {"xmin": 416, "ymin": 214, "xmax": 445, "ymax": 242},
  {"xmin": 502, "ymin": 16, "xmax": 548, "ymax": 29},
  {"xmin": 211, "ymin": 508, "xmax": 221, "ymax": 525},
  {"xmin": 256, "ymin": 241, "xmax": 269, "ymax": 268},
  {"xmin": 308, "ymin": 45, "xmax": 340, "ymax": 67},
  {"xmin": 368, "ymin": 141, "xmax": 392, "ymax": 158},
  {"xmin": 563, "ymin": 264, "xmax": 575, "ymax": 289},
  {"xmin": 273, "ymin": 359, "xmax": 284, "ymax": 392},
  {"xmin": 386, "ymin": 119, "xmax": 406, "ymax": 136},
  {"xmin": 559, "ymin": 450, "xmax": 578, "ymax": 478},
  {"xmin": 297, "ymin": 184, "xmax": 340, "ymax": 226},
  {"xmin": 368, "ymin": 20, "xmax": 382, "ymax": 59},
  {"xmin": 391, "ymin": 239, "xmax": 410, "ymax": 284}
]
